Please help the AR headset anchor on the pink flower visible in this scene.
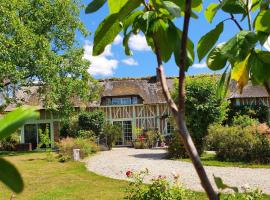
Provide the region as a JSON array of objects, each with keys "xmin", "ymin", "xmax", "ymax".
[
  {"xmin": 138, "ymin": 135, "xmax": 145, "ymax": 142},
  {"xmin": 126, "ymin": 170, "xmax": 132, "ymax": 177}
]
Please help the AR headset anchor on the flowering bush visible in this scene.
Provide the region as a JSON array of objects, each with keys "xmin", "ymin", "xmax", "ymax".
[
  {"xmin": 134, "ymin": 129, "xmax": 163, "ymax": 149},
  {"xmin": 56, "ymin": 137, "xmax": 99, "ymax": 162},
  {"xmin": 124, "ymin": 169, "xmax": 193, "ymax": 200}
]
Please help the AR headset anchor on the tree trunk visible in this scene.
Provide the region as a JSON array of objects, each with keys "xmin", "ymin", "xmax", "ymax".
[{"xmin": 153, "ymin": 0, "xmax": 219, "ymax": 199}]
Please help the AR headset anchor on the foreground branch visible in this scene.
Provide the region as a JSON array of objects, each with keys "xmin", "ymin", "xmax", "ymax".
[
  {"xmin": 264, "ymin": 82, "xmax": 270, "ymax": 95},
  {"xmin": 177, "ymin": 1, "xmax": 218, "ymax": 199},
  {"xmin": 153, "ymin": 0, "xmax": 219, "ymax": 199}
]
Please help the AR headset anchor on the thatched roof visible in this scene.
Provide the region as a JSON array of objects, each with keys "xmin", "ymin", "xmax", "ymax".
[
  {"xmin": 4, "ymin": 86, "xmax": 43, "ymax": 111},
  {"xmin": 3, "ymin": 77, "xmax": 175, "ymax": 111},
  {"xmin": 98, "ymin": 76, "xmax": 175, "ymax": 105},
  {"xmin": 229, "ymin": 80, "xmax": 269, "ymax": 99},
  {"xmin": 3, "ymin": 76, "xmax": 269, "ymax": 111}
]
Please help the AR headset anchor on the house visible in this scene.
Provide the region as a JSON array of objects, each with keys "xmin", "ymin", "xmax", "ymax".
[
  {"xmin": 2, "ymin": 76, "xmax": 270, "ymax": 148},
  {"xmin": 229, "ymin": 81, "xmax": 270, "ymax": 107},
  {"xmin": 87, "ymin": 76, "xmax": 175, "ymax": 145}
]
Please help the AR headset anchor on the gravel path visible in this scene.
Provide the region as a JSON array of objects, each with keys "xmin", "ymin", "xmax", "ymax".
[{"xmin": 85, "ymin": 148, "xmax": 270, "ymax": 194}]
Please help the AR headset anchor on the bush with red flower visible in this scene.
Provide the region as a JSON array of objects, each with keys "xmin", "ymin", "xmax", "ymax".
[
  {"xmin": 133, "ymin": 129, "xmax": 164, "ymax": 149},
  {"xmin": 124, "ymin": 169, "xmax": 192, "ymax": 200}
]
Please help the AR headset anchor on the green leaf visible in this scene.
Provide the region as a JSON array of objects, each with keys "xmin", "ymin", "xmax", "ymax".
[
  {"xmin": 214, "ymin": 175, "xmax": 239, "ymax": 193},
  {"xmin": 221, "ymin": 30, "xmax": 257, "ymax": 62},
  {"xmin": 217, "ymin": 67, "xmax": 231, "ymax": 100},
  {"xmin": 221, "ymin": 0, "xmax": 247, "ymax": 14},
  {"xmin": 123, "ymin": 31, "xmax": 133, "ymax": 56},
  {"xmin": 123, "ymin": 11, "xmax": 143, "ymax": 35},
  {"xmin": 85, "ymin": 0, "xmax": 107, "ymax": 14},
  {"xmin": 207, "ymin": 43, "xmax": 228, "ymax": 71},
  {"xmin": 93, "ymin": 14, "xmax": 122, "ymax": 56},
  {"xmin": 0, "ymin": 107, "xmax": 39, "ymax": 140},
  {"xmin": 163, "ymin": 1, "xmax": 181, "ymax": 17},
  {"xmin": 0, "ymin": 158, "xmax": 24, "ymax": 193},
  {"xmin": 250, "ymin": 50, "xmax": 270, "ymax": 85},
  {"xmin": 93, "ymin": 0, "xmax": 142, "ymax": 55},
  {"xmin": 151, "ymin": 19, "xmax": 173, "ymax": 62},
  {"xmin": 108, "ymin": 0, "xmax": 128, "ymax": 13},
  {"xmin": 173, "ymin": 27, "xmax": 195, "ymax": 69},
  {"xmin": 192, "ymin": 2, "xmax": 203, "ymax": 13},
  {"xmin": 142, "ymin": 11, "xmax": 156, "ymax": 34},
  {"xmin": 257, "ymin": 31, "xmax": 269, "ymax": 46},
  {"xmin": 231, "ymin": 53, "xmax": 251, "ymax": 92},
  {"xmin": 204, "ymin": 3, "xmax": 219, "ymax": 23},
  {"xmin": 197, "ymin": 22, "xmax": 224, "ymax": 62},
  {"xmin": 254, "ymin": 10, "xmax": 270, "ymax": 33}
]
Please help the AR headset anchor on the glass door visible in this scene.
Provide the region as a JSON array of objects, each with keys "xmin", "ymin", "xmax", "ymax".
[
  {"xmin": 123, "ymin": 121, "xmax": 132, "ymax": 145},
  {"xmin": 113, "ymin": 121, "xmax": 132, "ymax": 145},
  {"xmin": 24, "ymin": 124, "xmax": 38, "ymax": 149}
]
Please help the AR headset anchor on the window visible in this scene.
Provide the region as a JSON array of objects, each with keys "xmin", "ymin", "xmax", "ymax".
[
  {"xmin": 110, "ymin": 96, "xmax": 138, "ymax": 105},
  {"xmin": 166, "ymin": 121, "xmax": 174, "ymax": 135}
]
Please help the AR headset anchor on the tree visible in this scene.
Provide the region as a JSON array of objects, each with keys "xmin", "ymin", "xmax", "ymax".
[
  {"xmin": 78, "ymin": 111, "xmax": 105, "ymax": 136},
  {"xmin": 198, "ymin": 0, "xmax": 270, "ymax": 96},
  {"xmin": 86, "ymin": 0, "xmax": 270, "ymax": 199},
  {"xmin": 0, "ymin": 0, "xmax": 100, "ymax": 116},
  {"xmin": 172, "ymin": 75, "xmax": 229, "ymax": 154}
]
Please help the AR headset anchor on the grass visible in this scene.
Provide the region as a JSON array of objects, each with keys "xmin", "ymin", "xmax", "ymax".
[
  {"xmin": 179, "ymin": 152, "xmax": 270, "ymax": 169},
  {"xmin": 0, "ymin": 152, "xmax": 207, "ymax": 200},
  {"xmin": 1, "ymin": 152, "xmax": 269, "ymax": 200}
]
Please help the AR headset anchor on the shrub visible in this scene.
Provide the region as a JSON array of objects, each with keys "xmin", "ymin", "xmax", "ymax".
[
  {"xmin": 167, "ymin": 131, "xmax": 188, "ymax": 158},
  {"xmin": 102, "ymin": 123, "xmax": 122, "ymax": 150},
  {"xmin": 227, "ymin": 104, "xmax": 269, "ymax": 124},
  {"xmin": 124, "ymin": 169, "xmax": 193, "ymax": 200},
  {"xmin": 232, "ymin": 115, "xmax": 259, "ymax": 128},
  {"xmin": 172, "ymin": 75, "xmax": 229, "ymax": 155},
  {"xmin": 133, "ymin": 139, "xmax": 148, "ymax": 149},
  {"xmin": 78, "ymin": 110, "xmax": 105, "ymax": 136},
  {"xmin": 0, "ymin": 132, "xmax": 20, "ymax": 151},
  {"xmin": 37, "ymin": 127, "xmax": 51, "ymax": 149},
  {"xmin": 60, "ymin": 115, "xmax": 79, "ymax": 138},
  {"xmin": 57, "ymin": 137, "xmax": 99, "ymax": 161},
  {"xmin": 205, "ymin": 124, "xmax": 270, "ymax": 163},
  {"xmin": 77, "ymin": 130, "xmax": 95, "ymax": 139}
]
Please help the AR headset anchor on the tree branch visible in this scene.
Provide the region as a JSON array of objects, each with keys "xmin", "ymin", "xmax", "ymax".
[
  {"xmin": 217, "ymin": 0, "xmax": 243, "ymax": 31},
  {"xmin": 264, "ymin": 82, "xmax": 270, "ymax": 95},
  {"xmin": 229, "ymin": 13, "xmax": 243, "ymax": 31},
  {"xmin": 152, "ymin": 0, "xmax": 219, "ymax": 199},
  {"xmin": 246, "ymin": 1, "xmax": 252, "ymax": 31},
  {"xmin": 177, "ymin": 0, "xmax": 219, "ymax": 199}
]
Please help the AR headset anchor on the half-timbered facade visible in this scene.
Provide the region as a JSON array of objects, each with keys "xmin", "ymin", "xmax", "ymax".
[{"xmin": 86, "ymin": 77, "xmax": 174, "ymax": 145}]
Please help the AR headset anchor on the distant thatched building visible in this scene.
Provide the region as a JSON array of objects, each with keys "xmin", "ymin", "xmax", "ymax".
[{"xmin": 229, "ymin": 81, "xmax": 270, "ymax": 107}]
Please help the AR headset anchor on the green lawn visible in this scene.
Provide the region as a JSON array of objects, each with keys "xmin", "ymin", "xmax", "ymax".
[
  {"xmin": 178, "ymin": 152, "xmax": 270, "ymax": 169},
  {"xmin": 0, "ymin": 152, "xmax": 207, "ymax": 200},
  {"xmin": 1, "ymin": 152, "xmax": 269, "ymax": 200}
]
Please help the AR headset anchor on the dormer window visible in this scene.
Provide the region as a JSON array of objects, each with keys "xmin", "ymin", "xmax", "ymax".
[{"xmin": 102, "ymin": 96, "xmax": 140, "ymax": 105}]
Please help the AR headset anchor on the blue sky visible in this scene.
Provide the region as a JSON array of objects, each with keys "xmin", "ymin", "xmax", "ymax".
[{"xmin": 78, "ymin": 1, "xmax": 249, "ymax": 78}]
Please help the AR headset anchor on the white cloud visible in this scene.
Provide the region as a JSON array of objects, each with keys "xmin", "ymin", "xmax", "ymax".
[
  {"xmin": 83, "ymin": 43, "xmax": 119, "ymax": 76},
  {"xmin": 192, "ymin": 62, "xmax": 207, "ymax": 69},
  {"xmin": 129, "ymin": 34, "xmax": 151, "ymax": 51},
  {"xmin": 122, "ymin": 58, "xmax": 139, "ymax": 66},
  {"xmin": 113, "ymin": 35, "xmax": 123, "ymax": 45}
]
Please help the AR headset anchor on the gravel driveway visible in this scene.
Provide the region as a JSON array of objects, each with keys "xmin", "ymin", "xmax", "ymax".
[{"xmin": 85, "ymin": 148, "xmax": 270, "ymax": 194}]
